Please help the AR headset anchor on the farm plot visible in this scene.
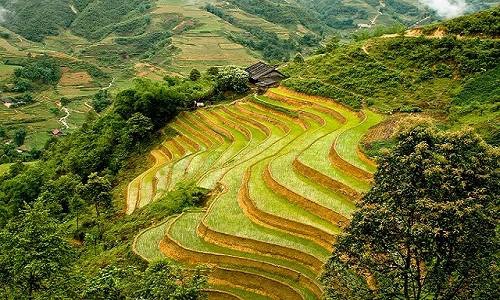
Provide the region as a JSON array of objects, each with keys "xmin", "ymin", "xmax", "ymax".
[
  {"xmin": 153, "ymin": 0, "xmax": 258, "ymax": 74},
  {"xmin": 131, "ymin": 89, "xmax": 383, "ymax": 298}
]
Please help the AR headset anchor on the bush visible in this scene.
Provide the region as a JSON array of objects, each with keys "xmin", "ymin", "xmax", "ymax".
[
  {"xmin": 189, "ymin": 69, "xmax": 201, "ymax": 81},
  {"xmin": 216, "ymin": 66, "xmax": 249, "ymax": 94}
]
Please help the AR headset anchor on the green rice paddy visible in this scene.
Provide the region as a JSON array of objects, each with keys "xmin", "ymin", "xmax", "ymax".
[{"xmin": 129, "ymin": 87, "xmax": 383, "ymax": 299}]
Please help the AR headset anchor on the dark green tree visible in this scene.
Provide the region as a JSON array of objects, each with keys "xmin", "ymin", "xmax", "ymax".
[
  {"xmin": 13, "ymin": 127, "xmax": 27, "ymax": 146},
  {"xmin": 189, "ymin": 68, "xmax": 201, "ymax": 81},
  {"xmin": 78, "ymin": 172, "xmax": 112, "ymax": 217},
  {"xmin": 126, "ymin": 112, "xmax": 154, "ymax": 142},
  {"xmin": 0, "ymin": 201, "xmax": 74, "ymax": 299},
  {"xmin": 92, "ymin": 90, "xmax": 112, "ymax": 113},
  {"xmin": 323, "ymin": 127, "xmax": 499, "ymax": 300},
  {"xmin": 37, "ymin": 174, "xmax": 80, "ymax": 218}
]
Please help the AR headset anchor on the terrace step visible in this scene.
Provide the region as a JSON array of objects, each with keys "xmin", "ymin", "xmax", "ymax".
[{"xmin": 129, "ymin": 88, "xmax": 385, "ymax": 299}]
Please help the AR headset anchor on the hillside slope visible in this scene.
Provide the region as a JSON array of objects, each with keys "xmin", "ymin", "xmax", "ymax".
[
  {"xmin": 281, "ymin": 7, "xmax": 500, "ymax": 146},
  {"xmin": 131, "ymin": 87, "xmax": 383, "ymax": 299}
]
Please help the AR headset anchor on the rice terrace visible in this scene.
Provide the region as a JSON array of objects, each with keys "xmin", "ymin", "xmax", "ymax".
[
  {"xmin": 0, "ymin": 1, "xmax": 498, "ymax": 299},
  {"xmin": 131, "ymin": 86, "xmax": 383, "ymax": 299}
]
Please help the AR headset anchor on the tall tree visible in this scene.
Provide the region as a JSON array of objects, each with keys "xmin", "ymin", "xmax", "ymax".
[
  {"xmin": 322, "ymin": 127, "xmax": 499, "ymax": 299},
  {"xmin": 0, "ymin": 201, "xmax": 74, "ymax": 299},
  {"xmin": 78, "ymin": 172, "xmax": 112, "ymax": 218}
]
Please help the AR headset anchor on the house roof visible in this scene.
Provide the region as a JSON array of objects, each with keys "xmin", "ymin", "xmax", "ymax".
[
  {"xmin": 245, "ymin": 62, "xmax": 284, "ymax": 81},
  {"xmin": 52, "ymin": 129, "xmax": 62, "ymax": 135},
  {"xmin": 256, "ymin": 78, "xmax": 280, "ymax": 87}
]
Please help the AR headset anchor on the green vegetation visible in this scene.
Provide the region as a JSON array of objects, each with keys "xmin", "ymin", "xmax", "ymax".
[
  {"xmin": 282, "ymin": 32, "xmax": 499, "ymax": 144},
  {"xmin": 423, "ymin": 6, "xmax": 500, "ymax": 37},
  {"xmin": 0, "ymin": 0, "xmax": 75, "ymax": 42},
  {"xmin": 323, "ymin": 127, "xmax": 499, "ymax": 299},
  {"xmin": 0, "ymin": 4, "xmax": 498, "ymax": 300}
]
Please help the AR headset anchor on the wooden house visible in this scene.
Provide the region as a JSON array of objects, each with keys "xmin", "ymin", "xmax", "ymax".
[{"xmin": 245, "ymin": 62, "xmax": 285, "ymax": 89}]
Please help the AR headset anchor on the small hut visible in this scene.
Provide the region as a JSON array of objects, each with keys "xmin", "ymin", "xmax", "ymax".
[
  {"xmin": 51, "ymin": 129, "xmax": 63, "ymax": 137},
  {"xmin": 245, "ymin": 62, "xmax": 285, "ymax": 89}
]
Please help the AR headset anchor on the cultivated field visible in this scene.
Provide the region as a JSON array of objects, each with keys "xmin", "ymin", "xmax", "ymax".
[{"xmin": 130, "ymin": 86, "xmax": 383, "ymax": 299}]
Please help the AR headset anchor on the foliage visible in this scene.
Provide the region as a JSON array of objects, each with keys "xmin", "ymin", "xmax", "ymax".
[
  {"xmin": 205, "ymin": 3, "xmax": 321, "ymax": 62},
  {"xmin": 323, "ymin": 127, "xmax": 499, "ymax": 299},
  {"xmin": 132, "ymin": 261, "xmax": 208, "ymax": 300},
  {"xmin": 114, "ymin": 78, "xmax": 214, "ymax": 126},
  {"xmin": 14, "ymin": 56, "xmax": 62, "ymax": 85},
  {"xmin": 423, "ymin": 6, "xmax": 500, "ymax": 37},
  {"xmin": 83, "ymin": 261, "xmax": 208, "ymax": 300},
  {"xmin": 78, "ymin": 173, "xmax": 112, "ymax": 217},
  {"xmin": 190, "ymin": 68, "xmax": 201, "ymax": 81},
  {"xmin": 126, "ymin": 113, "xmax": 154, "ymax": 142},
  {"xmin": 0, "ymin": 202, "xmax": 75, "ymax": 299},
  {"xmin": 283, "ymin": 33, "xmax": 500, "ymax": 141},
  {"xmin": 92, "ymin": 90, "xmax": 112, "ymax": 113},
  {"xmin": 13, "ymin": 127, "xmax": 27, "ymax": 146},
  {"xmin": 70, "ymin": 0, "xmax": 152, "ymax": 41},
  {"xmin": 293, "ymin": 53, "xmax": 305, "ymax": 64},
  {"xmin": 352, "ymin": 23, "xmax": 406, "ymax": 41},
  {"xmin": 0, "ymin": 0, "xmax": 75, "ymax": 41},
  {"xmin": 215, "ymin": 66, "xmax": 249, "ymax": 94},
  {"xmin": 4, "ymin": 93, "xmax": 35, "ymax": 108}
]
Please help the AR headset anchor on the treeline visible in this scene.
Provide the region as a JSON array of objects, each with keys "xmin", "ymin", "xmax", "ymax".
[
  {"xmin": 0, "ymin": 56, "xmax": 61, "ymax": 94},
  {"xmin": 0, "ymin": 0, "xmax": 154, "ymax": 42},
  {"xmin": 0, "ymin": 0, "xmax": 75, "ymax": 41},
  {"xmin": 228, "ymin": 0, "xmax": 327, "ymax": 33},
  {"xmin": 71, "ymin": 0, "xmax": 153, "ymax": 41}
]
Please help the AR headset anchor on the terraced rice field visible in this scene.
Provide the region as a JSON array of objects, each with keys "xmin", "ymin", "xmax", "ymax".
[{"xmin": 130, "ymin": 87, "xmax": 383, "ymax": 299}]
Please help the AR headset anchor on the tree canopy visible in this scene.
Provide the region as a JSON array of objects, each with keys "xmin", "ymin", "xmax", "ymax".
[{"xmin": 323, "ymin": 127, "xmax": 499, "ymax": 299}]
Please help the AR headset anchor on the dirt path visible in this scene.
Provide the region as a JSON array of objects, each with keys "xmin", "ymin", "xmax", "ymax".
[
  {"xmin": 103, "ymin": 77, "xmax": 115, "ymax": 90},
  {"xmin": 59, "ymin": 107, "xmax": 70, "ymax": 129}
]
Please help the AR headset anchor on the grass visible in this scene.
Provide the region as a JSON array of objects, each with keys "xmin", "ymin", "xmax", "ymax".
[{"xmin": 335, "ymin": 109, "xmax": 384, "ymax": 173}]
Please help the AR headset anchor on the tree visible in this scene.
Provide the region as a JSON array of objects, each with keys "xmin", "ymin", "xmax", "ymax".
[
  {"xmin": 78, "ymin": 172, "xmax": 112, "ymax": 217},
  {"xmin": 13, "ymin": 127, "xmax": 27, "ymax": 146},
  {"xmin": 293, "ymin": 52, "xmax": 305, "ymax": 64},
  {"xmin": 216, "ymin": 66, "xmax": 249, "ymax": 93},
  {"xmin": 92, "ymin": 90, "xmax": 112, "ymax": 113},
  {"xmin": 133, "ymin": 260, "xmax": 208, "ymax": 300},
  {"xmin": 69, "ymin": 195, "xmax": 86, "ymax": 233},
  {"xmin": 126, "ymin": 112, "xmax": 154, "ymax": 142},
  {"xmin": 83, "ymin": 266, "xmax": 125, "ymax": 300},
  {"xmin": 0, "ymin": 201, "xmax": 74, "ymax": 299},
  {"xmin": 37, "ymin": 174, "xmax": 80, "ymax": 218},
  {"xmin": 322, "ymin": 127, "xmax": 499, "ymax": 300},
  {"xmin": 206, "ymin": 66, "xmax": 219, "ymax": 77},
  {"xmin": 189, "ymin": 68, "xmax": 201, "ymax": 81}
]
